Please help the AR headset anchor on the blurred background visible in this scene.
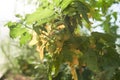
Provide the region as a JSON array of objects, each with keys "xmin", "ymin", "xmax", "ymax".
[{"xmin": 0, "ymin": 0, "xmax": 42, "ymax": 79}]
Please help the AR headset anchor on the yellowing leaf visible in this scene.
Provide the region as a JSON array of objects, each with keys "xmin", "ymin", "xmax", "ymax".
[
  {"xmin": 45, "ymin": 25, "xmax": 52, "ymax": 33},
  {"xmin": 57, "ymin": 24, "xmax": 65, "ymax": 30},
  {"xmin": 72, "ymin": 55, "xmax": 79, "ymax": 65},
  {"xmin": 29, "ymin": 31, "xmax": 38, "ymax": 46},
  {"xmin": 36, "ymin": 44, "xmax": 45, "ymax": 60},
  {"xmin": 71, "ymin": 66, "xmax": 78, "ymax": 80},
  {"xmin": 36, "ymin": 34, "xmax": 47, "ymax": 60},
  {"xmin": 67, "ymin": 55, "xmax": 79, "ymax": 80}
]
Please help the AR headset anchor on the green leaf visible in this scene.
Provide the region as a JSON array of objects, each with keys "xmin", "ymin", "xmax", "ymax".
[
  {"xmin": 61, "ymin": 47, "xmax": 74, "ymax": 62},
  {"xmin": 26, "ymin": 7, "xmax": 55, "ymax": 24},
  {"xmin": 82, "ymin": 50, "xmax": 99, "ymax": 72},
  {"xmin": 82, "ymin": 12, "xmax": 90, "ymax": 23},
  {"xmin": 112, "ymin": 12, "xmax": 117, "ymax": 22},
  {"xmin": 91, "ymin": 32, "xmax": 116, "ymax": 43},
  {"xmin": 103, "ymin": 47, "xmax": 120, "ymax": 67},
  {"xmin": 60, "ymin": 0, "xmax": 73, "ymax": 10},
  {"xmin": 53, "ymin": 0, "xmax": 62, "ymax": 6},
  {"xmin": 74, "ymin": 1, "xmax": 90, "ymax": 23},
  {"xmin": 98, "ymin": 47, "xmax": 120, "ymax": 79},
  {"xmin": 5, "ymin": 21, "xmax": 17, "ymax": 28},
  {"xmin": 37, "ymin": 14, "xmax": 58, "ymax": 25},
  {"xmin": 10, "ymin": 24, "xmax": 27, "ymax": 38},
  {"xmin": 90, "ymin": 8, "xmax": 102, "ymax": 21},
  {"xmin": 103, "ymin": 15, "xmax": 111, "ymax": 33},
  {"xmin": 63, "ymin": 7, "xmax": 77, "ymax": 16},
  {"xmin": 111, "ymin": 25, "xmax": 118, "ymax": 35},
  {"xmin": 40, "ymin": 0, "xmax": 50, "ymax": 8},
  {"xmin": 15, "ymin": 14, "xmax": 23, "ymax": 18},
  {"xmin": 74, "ymin": 26, "xmax": 80, "ymax": 36},
  {"xmin": 20, "ymin": 32, "xmax": 32, "ymax": 45}
]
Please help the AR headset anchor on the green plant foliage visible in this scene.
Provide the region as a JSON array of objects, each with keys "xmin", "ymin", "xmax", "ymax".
[
  {"xmin": 6, "ymin": 22, "xmax": 26, "ymax": 38},
  {"xmin": 6, "ymin": 21, "xmax": 31, "ymax": 45},
  {"xmin": 26, "ymin": 8, "xmax": 56, "ymax": 25},
  {"xmin": 20, "ymin": 32, "xmax": 32, "ymax": 45},
  {"xmin": 6, "ymin": 0, "xmax": 120, "ymax": 80}
]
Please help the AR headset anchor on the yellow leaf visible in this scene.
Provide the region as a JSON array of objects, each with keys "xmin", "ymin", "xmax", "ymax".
[
  {"xmin": 57, "ymin": 24, "xmax": 65, "ymax": 30},
  {"xmin": 71, "ymin": 66, "xmax": 78, "ymax": 80},
  {"xmin": 29, "ymin": 31, "xmax": 38, "ymax": 46},
  {"xmin": 45, "ymin": 25, "xmax": 52, "ymax": 33},
  {"xmin": 72, "ymin": 55, "xmax": 79, "ymax": 65},
  {"xmin": 36, "ymin": 44, "xmax": 45, "ymax": 60},
  {"xmin": 67, "ymin": 55, "xmax": 79, "ymax": 80},
  {"xmin": 36, "ymin": 34, "xmax": 47, "ymax": 60}
]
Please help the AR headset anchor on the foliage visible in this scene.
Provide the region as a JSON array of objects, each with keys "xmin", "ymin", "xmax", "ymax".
[
  {"xmin": 6, "ymin": 0, "xmax": 120, "ymax": 80},
  {"xmin": 1, "ymin": 42, "xmax": 49, "ymax": 80}
]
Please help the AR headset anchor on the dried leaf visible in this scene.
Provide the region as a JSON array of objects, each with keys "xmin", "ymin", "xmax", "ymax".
[
  {"xmin": 29, "ymin": 31, "xmax": 38, "ymax": 46},
  {"xmin": 45, "ymin": 25, "xmax": 52, "ymax": 33},
  {"xmin": 71, "ymin": 66, "xmax": 78, "ymax": 80},
  {"xmin": 72, "ymin": 55, "xmax": 79, "ymax": 65},
  {"xmin": 57, "ymin": 24, "xmax": 65, "ymax": 30},
  {"xmin": 36, "ymin": 44, "xmax": 45, "ymax": 60},
  {"xmin": 67, "ymin": 55, "xmax": 79, "ymax": 80},
  {"xmin": 36, "ymin": 34, "xmax": 47, "ymax": 60}
]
